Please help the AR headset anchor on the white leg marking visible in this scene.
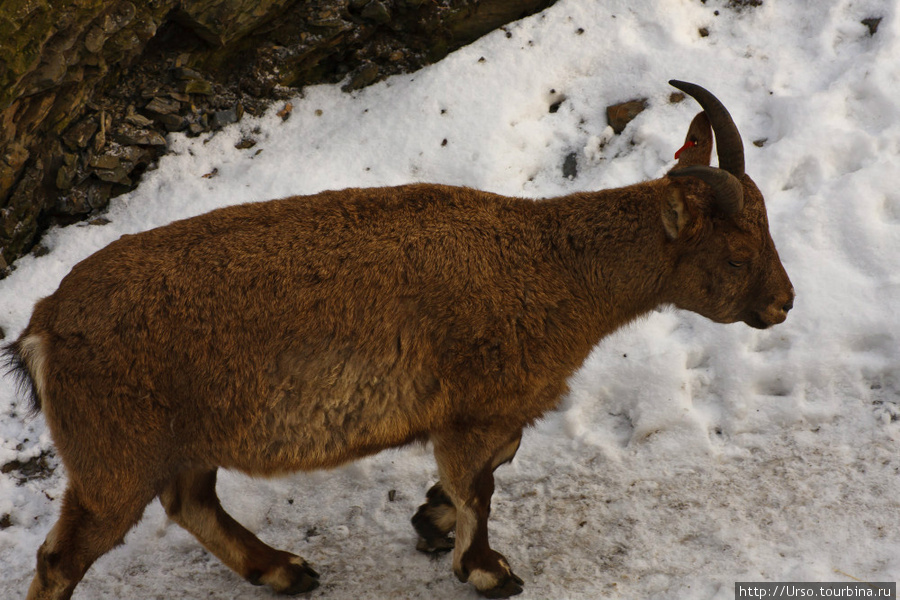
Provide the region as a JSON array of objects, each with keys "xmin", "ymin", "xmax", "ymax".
[
  {"xmin": 434, "ymin": 503, "xmax": 457, "ymax": 532},
  {"xmin": 469, "ymin": 568, "xmax": 500, "ymax": 590},
  {"xmin": 452, "ymin": 504, "xmax": 477, "ymax": 575},
  {"xmin": 259, "ymin": 555, "xmax": 305, "ymax": 591},
  {"xmin": 468, "ymin": 568, "xmax": 502, "ymax": 590}
]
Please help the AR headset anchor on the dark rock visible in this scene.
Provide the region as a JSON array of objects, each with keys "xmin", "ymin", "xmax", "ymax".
[
  {"xmin": 125, "ymin": 106, "xmax": 154, "ymax": 127},
  {"xmin": 174, "ymin": 67, "xmax": 205, "ymax": 81},
  {"xmin": 1, "ymin": 450, "xmax": 55, "ymax": 483},
  {"xmin": 84, "ymin": 1, "xmax": 137, "ymax": 54},
  {"xmin": 343, "ymin": 62, "xmax": 381, "ymax": 92},
  {"xmin": 145, "ymin": 96, "xmax": 181, "ymax": 115},
  {"xmin": 55, "ymin": 154, "xmax": 79, "ymax": 191},
  {"xmin": 61, "ymin": 118, "xmax": 99, "ymax": 150},
  {"xmin": 116, "ymin": 144, "xmax": 152, "ymax": 165},
  {"xmin": 563, "ymin": 152, "xmax": 577, "ymax": 179},
  {"xmin": 862, "ymin": 17, "xmax": 882, "ymax": 36},
  {"xmin": 89, "ymin": 154, "xmax": 122, "ymax": 170},
  {"xmin": 607, "ymin": 98, "xmax": 648, "ymax": 134},
  {"xmin": 24, "ymin": 52, "xmax": 69, "ymax": 94},
  {"xmin": 112, "ymin": 124, "xmax": 167, "ymax": 147},
  {"xmin": 93, "ymin": 166, "xmax": 132, "ymax": 185},
  {"xmin": 56, "ymin": 165, "xmax": 75, "ymax": 190},
  {"xmin": 184, "ymin": 79, "xmax": 214, "ymax": 95},
  {"xmin": 154, "ymin": 113, "xmax": 187, "ymax": 132},
  {"xmin": 87, "ymin": 181, "xmax": 113, "ymax": 210},
  {"xmin": 56, "ymin": 193, "xmax": 90, "ymax": 216},
  {"xmin": 93, "ymin": 112, "xmax": 110, "ymax": 153},
  {"xmin": 85, "ymin": 26, "xmax": 111, "ymax": 55},
  {"xmin": 179, "ymin": 0, "xmax": 292, "ymax": 46},
  {"xmin": 0, "ymin": 143, "xmax": 30, "ymax": 202},
  {"xmin": 362, "ymin": 1, "xmax": 392, "ymax": 24}
]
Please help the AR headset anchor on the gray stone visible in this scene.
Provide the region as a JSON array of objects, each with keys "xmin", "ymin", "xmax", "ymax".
[
  {"xmin": 211, "ymin": 107, "xmax": 240, "ymax": 129},
  {"xmin": 562, "ymin": 152, "xmax": 577, "ymax": 179}
]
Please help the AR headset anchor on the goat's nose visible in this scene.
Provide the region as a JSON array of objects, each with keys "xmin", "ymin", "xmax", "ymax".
[{"xmin": 783, "ymin": 297, "xmax": 794, "ymax": 313}]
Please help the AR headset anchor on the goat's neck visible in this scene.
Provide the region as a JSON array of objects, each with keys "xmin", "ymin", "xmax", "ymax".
[{"xmin": 540, "ymin": 182, "xmax": 672, "ymax": 343}]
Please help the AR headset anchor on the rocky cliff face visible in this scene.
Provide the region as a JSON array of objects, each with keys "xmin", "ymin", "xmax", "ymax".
[{"xmin": 0, "ymin": 0, "xmax": 554, "ymax": 274}]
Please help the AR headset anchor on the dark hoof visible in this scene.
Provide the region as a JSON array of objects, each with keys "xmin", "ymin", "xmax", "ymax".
[
  {"xmin": 277, "ymin": 559, "xmax": 321, "ymax": 595},
  {"xmin": 478, "ymin": 573, "xmax": 524, "ymax": 599},
  {"xmin": 411, "ymin": 499, "xmax": 456, "ymax": 555},
  {"xmin": 416, "ymin": 534, "xmax": 455, "ymax": 554}
]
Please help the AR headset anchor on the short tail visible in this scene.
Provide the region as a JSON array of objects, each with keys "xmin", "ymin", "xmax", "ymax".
[{"xmin": 2, "ymin": 339, "xmax": 42, "ymax": 416}]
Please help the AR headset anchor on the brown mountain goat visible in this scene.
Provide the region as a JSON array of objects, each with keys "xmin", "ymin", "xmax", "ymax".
[{"xmin": 6, "ymin": 81, "xmax": 793, "ymax": 600}]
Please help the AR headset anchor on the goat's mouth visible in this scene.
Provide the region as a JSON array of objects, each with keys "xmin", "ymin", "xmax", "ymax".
[
  {"xmin": 744, "ymin": 307, "xmax": 789, "ymax": 330},
  {"xmin": 744, "ymin": 313, "xmax": 772, "ymax": 329}
]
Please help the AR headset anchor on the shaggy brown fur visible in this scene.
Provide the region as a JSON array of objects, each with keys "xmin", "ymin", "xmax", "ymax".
[{"xmin": 7, "ymin": 82, "xmax": 793, "ymax": 600}]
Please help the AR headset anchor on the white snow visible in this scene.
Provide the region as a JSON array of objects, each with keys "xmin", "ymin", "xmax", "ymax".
[{"xmin": 2, "ymin": 0, "xmax": 899, "ymax": 598}]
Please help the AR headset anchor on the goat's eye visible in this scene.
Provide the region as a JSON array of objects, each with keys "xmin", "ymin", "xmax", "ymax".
[{"xmin": 728, "ymin": 260, "xmax": 746, "ymax": 268}]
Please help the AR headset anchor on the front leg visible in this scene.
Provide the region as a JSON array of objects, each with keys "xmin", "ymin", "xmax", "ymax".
[
  {"xmin": 430, "ymin": 427, "xmax": 524, "ymax": 598},
  {"xmin": 412, "ymin": 433, "xmax": 521, "ymax": 554}
]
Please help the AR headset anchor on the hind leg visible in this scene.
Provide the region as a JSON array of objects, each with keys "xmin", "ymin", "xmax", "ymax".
[
  {"xmin": 27, "ymin": 483, "xmax": 153, "ymax": 600},
  {"xmin": 412, "ymin": 432, "xmax": 520, "ymax": 554},
  {"xmin": 159, "ymin": 468, "xmax": 319, "ymax": 595}
]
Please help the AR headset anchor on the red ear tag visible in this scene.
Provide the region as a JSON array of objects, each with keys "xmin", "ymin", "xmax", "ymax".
[{"xmin": 674, "ymin": 140, "xmax": 696, "ymax": 160}]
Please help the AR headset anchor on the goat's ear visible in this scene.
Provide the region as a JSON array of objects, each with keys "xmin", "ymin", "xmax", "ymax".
[
  {"xmin": 661, "ymin": 185, "xmax": 690, "ymax": 240},
  {"xmin": 672, "ymin": 111, "xmax": 713, "ymax": 169}
]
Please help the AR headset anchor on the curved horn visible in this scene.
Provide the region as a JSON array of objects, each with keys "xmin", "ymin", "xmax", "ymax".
[
  {"xmin": 668, "ymin": 165, "xmax": 744, "ymax": 215},
  {"xmin": 669, "ymin": 80, "xmax": 745, "ymax": 178}
]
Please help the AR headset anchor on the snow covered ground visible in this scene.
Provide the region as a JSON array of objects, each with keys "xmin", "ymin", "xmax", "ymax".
[{"xmin": 2, "ymin": 0, "xmax": 899, "ymax": 598}]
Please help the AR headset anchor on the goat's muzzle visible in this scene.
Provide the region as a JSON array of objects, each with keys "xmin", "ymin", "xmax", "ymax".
[{"xmin": 747, "ymin": 288, "xmax": 795, "ymax": 329}]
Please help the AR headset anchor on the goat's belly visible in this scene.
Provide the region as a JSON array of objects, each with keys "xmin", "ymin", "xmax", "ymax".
[{"xmin": 215, "ymin": 356, "xmax": 444, "ymax": 474}]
